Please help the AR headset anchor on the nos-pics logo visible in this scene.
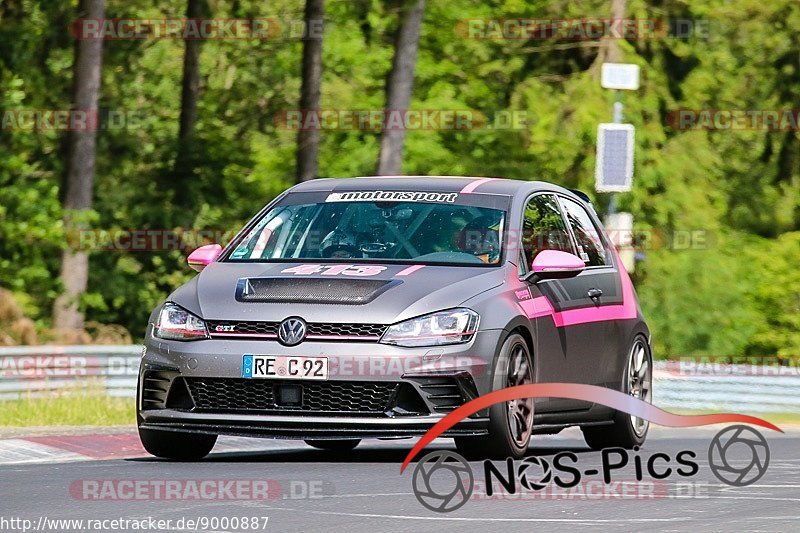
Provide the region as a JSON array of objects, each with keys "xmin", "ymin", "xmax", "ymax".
[{"xmin": 412, "ymin": 425, "xmax": 770, "ymax": 513}]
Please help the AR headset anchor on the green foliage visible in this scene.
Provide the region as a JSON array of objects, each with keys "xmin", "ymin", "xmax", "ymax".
[
  {"xmin": 638, "ymin": 231, "xmax": 766, "ymax": 358},
  {"xmin": 747, "ymin": 233, "xmax": 800, "ymax": 356},
  {"xmin": 0, "ymin": 0, "xmax": 798, "ymax": 357}
]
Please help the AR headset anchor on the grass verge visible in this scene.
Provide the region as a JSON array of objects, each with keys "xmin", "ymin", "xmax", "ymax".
[{"xmin": 0, "ymin": 386, "xmax": 135, "ymax": 427}]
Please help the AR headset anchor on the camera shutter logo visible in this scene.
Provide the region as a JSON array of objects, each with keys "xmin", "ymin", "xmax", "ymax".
[
  {"xmin": 518, "ymin": 456, "xmax": 552, "ymax": 491},
  {"xmin": 412, "ymin": 451, "xmax": 474, "ymax": 513},
  {"xmin": 278, "ymin": 317, "xmax": 307, "ymax": 346},
  {"xmin": 708, "ymin": 425, "xmax": 770, "ymax": 487}
]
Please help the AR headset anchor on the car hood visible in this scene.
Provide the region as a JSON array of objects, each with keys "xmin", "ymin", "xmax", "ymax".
[{"xmin": 169, "ymin": 262, "xmax": 506, "ymax": 325}]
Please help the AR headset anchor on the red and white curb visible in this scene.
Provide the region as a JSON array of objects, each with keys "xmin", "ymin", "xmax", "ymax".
[{"xmin": 0, "ymin": 431, "xmax": 303, "ymax": 465}]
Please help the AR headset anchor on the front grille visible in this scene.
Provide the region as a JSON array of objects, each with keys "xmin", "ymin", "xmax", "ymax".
[
  {"xmin": 306, "ymin": 323, "xmax": 386, "ymax": 338},
  {"xmin": 182, "ymin": 377, "xmax": 424, "ymax": 416},
  {"xmin": 208, "ymin": 321, "xmax": 278, "ymax": 336},
  {"xmin": 237, "ymin": 278, "xmax": 394, "ymax": 304},
  {"xmin": 207, "ymin": 321, "xmax": 387, "ymax": 341}
]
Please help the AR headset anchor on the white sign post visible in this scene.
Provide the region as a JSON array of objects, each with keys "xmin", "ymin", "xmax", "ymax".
[
  {"xmin": 597, "ymin": 63, "xmax": 640, "ymax": 271},
  {"xmin": 595, "ymin": 123, "xmax": 635, "ymax": 193},
  {"xmin": 601, "ymin": 63, "xmax": 640, "ymax": 91}
]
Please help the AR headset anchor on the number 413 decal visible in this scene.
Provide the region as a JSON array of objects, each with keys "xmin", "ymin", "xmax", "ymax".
[{"xmin": 281, "ymin": 264, "xmax": 387, "ymax": 277}]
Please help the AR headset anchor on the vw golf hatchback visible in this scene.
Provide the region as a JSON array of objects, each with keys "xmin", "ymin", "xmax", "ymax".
[{"xmin": 138, "ymin": 176, "xmax": 652, "ymax": 460}]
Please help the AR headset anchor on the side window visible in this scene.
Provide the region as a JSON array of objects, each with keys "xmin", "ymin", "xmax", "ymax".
[
  {"xmin": 521, "ymin": 194, "xmax": 574, "ymax": 268},
  {"xmin": 560, "ymin": 198, "xmax": 609, "ymax": 267}
]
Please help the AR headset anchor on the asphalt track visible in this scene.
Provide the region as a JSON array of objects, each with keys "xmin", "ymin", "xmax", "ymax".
[{"xmin": 1, "ymin": 426, "xmax": 798, "ymax": 533}]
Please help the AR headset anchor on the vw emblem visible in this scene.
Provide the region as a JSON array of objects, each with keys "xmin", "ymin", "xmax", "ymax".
[{"xmin": 278, "ymin": 317, "xmax": 307, "ymax": 346}]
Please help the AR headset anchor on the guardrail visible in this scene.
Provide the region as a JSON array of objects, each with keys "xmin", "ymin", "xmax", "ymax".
[
  {"xmin": 652, "ymin": 361, "xmax": 800, "ymax": 413},
  {"xmin": 0, "ymin": 346, "xmax": 798, "ymax": 413},
  {"xmin": 0, "ymin": 345, "xmax": 141, "ymax": 399}
]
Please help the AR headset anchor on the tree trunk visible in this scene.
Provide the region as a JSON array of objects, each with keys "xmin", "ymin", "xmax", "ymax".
[
  {"xmin": 594, "ymin": 0, "xmax": 627, "ymax": 67},
  {"xmin": 376, "ymin": 0, "xmax": 426, "ymax": 176},
  {"xmin": 174, "ymin": 0, "xmax": 208, "ymax": 175},
  {"xmin": 53, "ymin": 0, "xmax": 105, "ymax": 330},
  {"xmin": 296, "ymin": 0, "xmax": 325, "ymax": 183}
]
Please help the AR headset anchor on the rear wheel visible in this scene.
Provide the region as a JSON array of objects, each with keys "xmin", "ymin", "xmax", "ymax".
[
  {"xmin": 582, "ymin": 335, "xmax": 652, "ymax": 450},
  {"xmin": 138, "ymin": 427, "xmax": 217, "ymax": 460},
  {"xmin": 455, "ymin": 333, "xmax": 534, "ymax": 459},
  {"xmin": 304, "ymin": 439, "xmax": 360, "ymax": 451}
]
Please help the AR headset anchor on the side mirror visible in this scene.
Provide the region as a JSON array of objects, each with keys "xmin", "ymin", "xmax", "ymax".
[
  {"xmin": 524, "ymin": 250, "xmax": 585, "ymax": 282},
  {"xmin": 187, "ymin": 244, "xmax": 222, "ymax": 272}
]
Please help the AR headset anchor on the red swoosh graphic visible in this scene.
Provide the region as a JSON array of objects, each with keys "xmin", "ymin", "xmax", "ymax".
[{"xmin": 400, "ymin": 383, "xmax": 783, "ymax": 473}]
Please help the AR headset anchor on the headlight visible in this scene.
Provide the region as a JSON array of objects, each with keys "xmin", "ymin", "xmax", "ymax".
[
  {"xmin": 380, "ymin": 308, "xmax": 479, "ymax": 347},
  {"xmin": 153, "ymin": 303, "xmax": 208, "ymax": 341}
]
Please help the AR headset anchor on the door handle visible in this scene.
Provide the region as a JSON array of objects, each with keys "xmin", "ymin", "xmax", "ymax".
[{"xmin": 587, "ymin": 288, "xmax": 603, "ymax": 300}]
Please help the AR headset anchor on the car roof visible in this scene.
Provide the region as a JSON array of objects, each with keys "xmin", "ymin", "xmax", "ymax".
[{"xmin": 289, "ymin": 175, "xmax": 579, "ymax": 199}]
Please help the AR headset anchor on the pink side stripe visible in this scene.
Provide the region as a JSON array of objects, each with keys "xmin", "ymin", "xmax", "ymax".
[
  {"xmin": 521, "ymin": 251, "xmax": 637, "ymax": 326},
  {"xmin": 396, "ymin": 264, "xmax": 425, "ymax": 276},
  {"xmin": 460, "ymin": 178, "xmax": 497, "ymax": 194}
]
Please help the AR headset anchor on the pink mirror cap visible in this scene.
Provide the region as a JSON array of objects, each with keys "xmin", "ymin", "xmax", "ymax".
[
  {"xmin": 532, "ymin": 249, "xmax": 586, "ymax": 273},
  {"xmin": 187, "ymin": 244, "xmax": 223, "ymax": 272}
]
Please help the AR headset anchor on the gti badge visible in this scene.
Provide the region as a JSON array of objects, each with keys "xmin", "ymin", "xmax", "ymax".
[
  {"xmin": 278, "ymin": 317, "xmax": 307, "ymax": 346},
  {"xmin": 215, "ymin": 324, "xmax": 236, "ymax": 332}
]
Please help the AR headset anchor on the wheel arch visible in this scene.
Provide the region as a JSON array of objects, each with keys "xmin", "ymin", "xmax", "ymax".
[{"xmin": 497, "ymin": 317, "xmax": 537, "ymax": 381}]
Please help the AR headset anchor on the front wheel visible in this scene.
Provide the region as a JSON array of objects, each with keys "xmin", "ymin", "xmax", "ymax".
[
  {"xmin": 455, "ymin": 333, "xmax": 534, "ymax": 459},
  {"xmin": 582, "ymin": 335, "xmax": 652, "ymax": 450},
  {"xmin": 138, "ymin": 427, "xmax": 217, "ymax": 460}
]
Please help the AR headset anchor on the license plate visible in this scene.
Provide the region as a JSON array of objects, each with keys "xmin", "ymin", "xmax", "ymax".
[{"xmin": 242, "ymin": 355, "xmax": 328, "ymax": 380}]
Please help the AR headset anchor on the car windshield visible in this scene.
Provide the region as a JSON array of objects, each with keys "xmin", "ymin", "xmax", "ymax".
[{"xmin": 227, "ymin": 199, "xmax": 506, "ymax": 265}]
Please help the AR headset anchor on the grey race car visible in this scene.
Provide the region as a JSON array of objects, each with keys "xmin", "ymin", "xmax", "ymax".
[{"xmin": 137, "ymin": 176, "xmax": 653, "ymax": 460}]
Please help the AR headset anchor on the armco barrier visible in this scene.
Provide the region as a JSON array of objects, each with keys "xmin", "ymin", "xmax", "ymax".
[
  {"xmin": 0, "ymin": 346, "xmax": 798, "ymax": 413},
  {"xmin": 0, "ymin": 345, "xmax": 141, "ymax": 399},
  {"xmin": 653, "ymin": 361, "xmax": 800, "ymax": 413}
]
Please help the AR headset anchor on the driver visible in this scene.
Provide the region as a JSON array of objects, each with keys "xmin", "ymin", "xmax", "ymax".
[
  {"xmin": 320, "ymin": 230, "xmax": 360, "ymax": 259},
  {"xmin": 457, "ymin": 214, "xmax": 502, "ymax": 263}
]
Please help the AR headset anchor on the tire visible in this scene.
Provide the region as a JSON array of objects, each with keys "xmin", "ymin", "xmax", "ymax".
[
  {"xmin": 304, "ymin": 439, "xmax": 360, "ymax": 451},
  {"xmin": 138, "ymin": 427, "xmax": 217, "ymax": 460},
  {"xmin": 582, "ymin": 335, "xmax": 652, "ymax": 450},
  {"xmin": 454, "ymin": 333, "xmax": 534, "ymax": 460}
]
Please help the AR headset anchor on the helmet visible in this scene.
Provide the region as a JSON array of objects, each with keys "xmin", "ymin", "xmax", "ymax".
[
  {"xmin": 456, "ymin": 214, "xmax": 502, "ymax": 262},
  {"xmin": 320, "ymin": 230, "xmax": 359, "ymax": 258}
]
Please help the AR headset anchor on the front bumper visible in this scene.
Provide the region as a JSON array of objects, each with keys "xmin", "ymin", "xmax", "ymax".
[
  {"xmin": 137, "ymin": 330, "xmax": 503, "ymax": 439},
  {"xmin": 138, "ymin": 412, "xmax": 489, "ymax": 440}
]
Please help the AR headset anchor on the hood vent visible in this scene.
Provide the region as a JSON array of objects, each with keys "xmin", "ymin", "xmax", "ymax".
[{"xmin": 236, "ymin": 277, "xmax": 399, "ymax": 305}]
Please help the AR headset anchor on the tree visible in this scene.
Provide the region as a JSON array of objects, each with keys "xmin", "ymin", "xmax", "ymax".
[
  {"xmin": 53, "ymin": 0, "xmax": 105, "ymax": 330},
  {"xmin": 296, "ymin": 0, "xmax": 325, "ymax": 183},
  {"xmin": 376, "ymin": 0, "xmax": 426, "ymax": 176},
  {"xmin": 592, "ymin": 0, "xmax": 626, "ymax": 68},
  {"xmin": 174, "ymin": 0, "xmax": 209, "ymax": 181}
]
